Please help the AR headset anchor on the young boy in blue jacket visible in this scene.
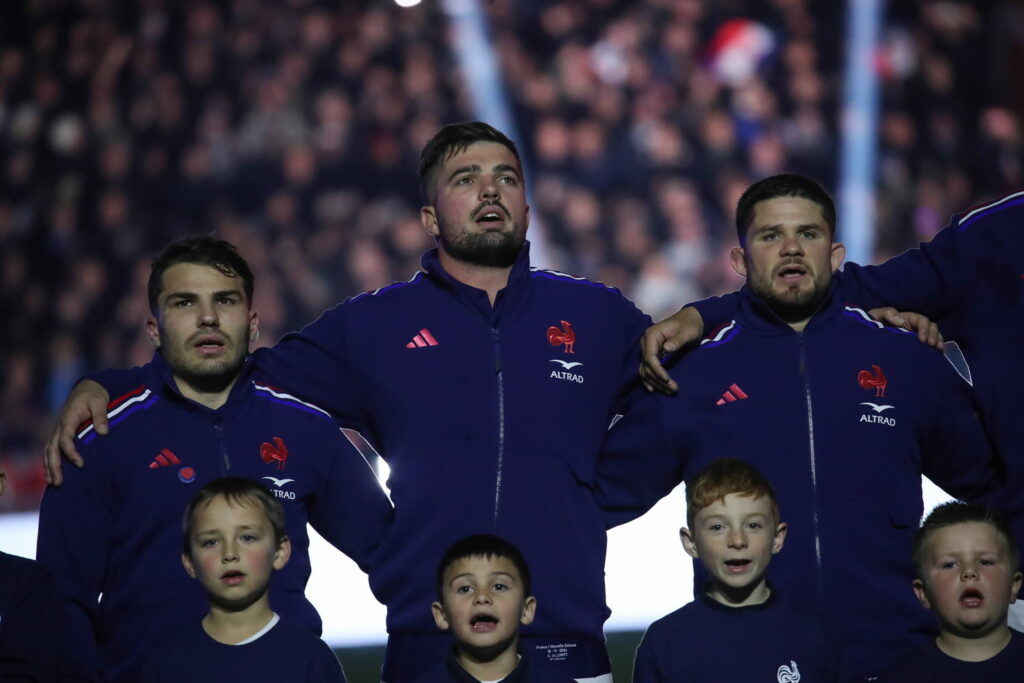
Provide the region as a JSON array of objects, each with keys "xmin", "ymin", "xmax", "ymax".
[
  {"xmin": 140, "ymin": 477, "xmax": 346, "ymax": 681},
  {"xmin": 633, "ymin": 458, "xmax": 838, "ymax": 682},
  {"xmin": 415, "ymin": 535, "xmax": 572, "ymax": 683},
  {"xmin": 883, "ymin": 502, "xmax": 1024, "ymax": 681}
]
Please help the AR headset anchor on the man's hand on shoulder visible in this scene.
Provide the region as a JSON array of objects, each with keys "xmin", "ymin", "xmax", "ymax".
[
  {"xmin": 868, "ymin": 307, "xmax": 944, "ymax": 350},
  {"xmin": 639, "ymin": 306, "xmax": 705, "ymax": 395},
  {"xmin": 44, "ymin": 380, "xmax": 111, "ymax": 486}
]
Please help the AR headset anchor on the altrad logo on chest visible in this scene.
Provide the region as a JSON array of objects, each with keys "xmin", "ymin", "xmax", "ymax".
[
  {"xmin": 260, "ymin": 437, "xmax": 297, "ymax": 499},
  {"xmin": 858, "ymin": 365, "xmax": 895, "ymax": 427},
  {"xmin": 547, "ymin": 321, "xmax": 584, "ymax": 383}
]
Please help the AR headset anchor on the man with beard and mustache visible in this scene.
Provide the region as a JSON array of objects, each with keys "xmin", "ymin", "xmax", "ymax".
[
  {"xmin": 46, "ymin": 123, "xmax": 651, "ymax": 682},
  {"xmin": 595, "ymin": 174, "xmax": 1005, "ymax": 681},
  {"xmin": 36, "ymin": 237, "xmax": 392, "ymax": 683}
]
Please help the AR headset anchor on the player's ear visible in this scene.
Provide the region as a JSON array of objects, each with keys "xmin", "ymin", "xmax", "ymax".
[
  {"xmin": 729, "ymin": 247, "xmax": 748, "ymax": 278},
  {"xmin": 431, "ymin": 602, "xmax": 450, "ymax": 631},
  {"xmin": 272, "ymin": 535, "xmax": 291, "ymax": 570},
  {"xmin": 421, "ymin": 205, "xmax": 439, "ymax": 238},
  {"xmin": 830, "ymin": 241, "xmax": 846, "ymax": 273},
  {"xmin": 182, "ymin": 552, "xmax": 197, "ymax": 579},
  {"xmin": 146, "ymin": 316, "xmax": 161, "ymax": 348},
  {"xmin": 520, "ymin": 596, "xmax": 537, "ymax": 626},
  {"xmin": 248, "ymin": 311, "xmax": 260, "ymax": 344},
  {"xmin": 1012, "ymin": 571, "xmax": 1023, "ymax": 602},
  {"xmin": 680, "ymin": 527, "xmax": 699, "ymax": 559},
  {"xmin": 911, "ymin": 578, "xmax": 930, "ymax": 609},
  {"xmin": 772, "ymin": 521, "xmax": 788, "ymax": 554}
]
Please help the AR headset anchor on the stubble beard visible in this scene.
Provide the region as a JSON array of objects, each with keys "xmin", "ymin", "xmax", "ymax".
[
  {"xmin": 750, "ymin": 269, "xmax": 832, "ymax": 324},
  {"xmin": 438, "ymin": 216, "xmax": 525, "ymax": 268},
  {"xmin": 162, "ymin": 336, "xmax": 247, "ymax": 394}
]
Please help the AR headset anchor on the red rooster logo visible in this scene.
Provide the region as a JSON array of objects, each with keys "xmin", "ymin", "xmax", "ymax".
[
  {"xmin": 260, "ymin": 437, "xmax": 289, "ymax": 471},
  {"xmin": 547, "ymin": 320, "xmax": 576, "ymax": 353},
  {"xmin": 857, "ymin": 365, "xmax": 887, "ymax": 397}
]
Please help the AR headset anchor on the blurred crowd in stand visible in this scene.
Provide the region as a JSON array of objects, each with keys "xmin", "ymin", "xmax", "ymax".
[{"xmin": 1, "ymin": 0, "xmax": 1022, "ymax": 511}]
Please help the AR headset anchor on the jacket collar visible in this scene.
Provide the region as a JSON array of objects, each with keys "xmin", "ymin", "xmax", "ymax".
[
  {"xmin": 735, "ymin": 279, "xmax": 844, "ymax": 336},
  {"xmin": 420, "ymin": 241, "xmax": 534, "ymax": 325}
]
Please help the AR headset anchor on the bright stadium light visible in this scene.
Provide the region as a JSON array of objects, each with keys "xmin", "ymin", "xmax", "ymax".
[{"xmin": 394, "ymin": 0, "xmax": 421, "ymax": 7}]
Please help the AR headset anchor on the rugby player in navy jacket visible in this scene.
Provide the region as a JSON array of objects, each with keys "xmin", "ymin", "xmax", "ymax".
[
  {"xmin": 36, "ymin": 237, "xmax": 393, "ymax": 683},
  {"xmin": 598, "ymin": 175, "xmax": 1005, "ymax": 680},
  {"xmin": 641, "ymin": 184, "xmax": 1024, "ymax": 627},
  {"xmin": 46, "ymin": 123, "xmax": 651, "ymax": 682}
]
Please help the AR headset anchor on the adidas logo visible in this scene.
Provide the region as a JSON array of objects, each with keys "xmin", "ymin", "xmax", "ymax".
[
  {"xmin": 149, "ymin": 448, "xmax": 181, "ymax": 469},
  {"xmin": 715, "ymin": 383, "xmax": 749, "ymax": 405},
  {"xmin": 406, "ymin": 328, "xmax": 439, "ymax": 349}
]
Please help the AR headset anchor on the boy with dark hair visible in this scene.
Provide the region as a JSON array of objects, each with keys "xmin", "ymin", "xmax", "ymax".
[
  {"xmin": 884, "ymin": 502, "xmax": 1024, "ymax": 680},
  {"xmin": 416, "ymin": 535, "xmax": 569, "ymax": 683},
  {"xmin": 140, "ymin": 477, "xmax": 346, "ymax": 680},
  {"xmin": 633, "ymin": 458, "xmax": 838, "ymax": 682}
]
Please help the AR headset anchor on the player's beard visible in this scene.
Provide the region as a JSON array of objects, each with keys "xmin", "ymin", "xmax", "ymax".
[
  {"xmin": 438, "ymin": 218, "xmax": 525, "ymax": 268},
  {"xmin": 748, "ymin": 262, "xmax": 832, "ymax": 325},
  {"xmin": 161, "ymin": 332, "xmax": 248, "ymax": 395}
]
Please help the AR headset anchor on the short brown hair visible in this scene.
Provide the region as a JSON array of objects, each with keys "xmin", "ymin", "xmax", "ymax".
[
  {"xmin": 735, "ymin": 173, "xmax": 836, "ymax": 246},
  {"xmin": 913, "ymin": 501, "xmax": 1019, "ymax": 578},
  {"xmin": 686, "ymin": 458, "xmax": 780, "ymax": 528},
  {"xmin": 149, "ymin": 236, "xmax": 254, "ymax": 315},
  {"xmin": 418, "ymin": 121, "xmax": 523, "ymax": 204},
  {"xmin": 182, "ymin": 477, "xmax": 286, "ymax": 557}
]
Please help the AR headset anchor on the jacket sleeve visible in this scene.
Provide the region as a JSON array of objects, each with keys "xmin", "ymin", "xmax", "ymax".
[
  {"xmin": 917, "ymin": 353, "xmax": 1002, "ymax": 503},
  {"xmin": 35, "ymin": 438, "xmax": 117, "ymax": 682},
  {"xmin": 610, "ymin": 295, "xmax": 654, "ymax": 415},
  {"xmin": 595, "ymin": 388, "xmax": 685, "ymax": 529},
  {"xmin": 687, "ymin": 293, "xmax": 741, "ymax": 331},
  {"xmin": 836, "ymin": 222, "xmax": 961, "ymax": 318},
  {"xmin": 307, "ymin": 427, "xmax": 394, "ymax": 572},
  {"xmin": 253, "ymin": 303, "xmax": 370, "ymax": 431}
]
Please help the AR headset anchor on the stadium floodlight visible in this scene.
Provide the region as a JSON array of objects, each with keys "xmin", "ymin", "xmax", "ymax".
[{"xmin": 394, "ymin": 0, "xmax": 421, "ymax": 7}]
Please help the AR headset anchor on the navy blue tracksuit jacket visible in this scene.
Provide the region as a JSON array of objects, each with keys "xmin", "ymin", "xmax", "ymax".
[
  {"xmin": 253, "ymin": 243, "xmax": 651, "ymax": 644},
  {"xmin": 37, "ymin": 354, "xmax": 393, "ymax": 683},
  {"xmin": 692, "ymin": 189, "xmax": 1024, "ymax": 535},
  {"xmin": 598, "ymin": 285, "xmax": 1002, "ymax": 679},
  {"xmin": 85, "ymin": 244, "xmax": 651, "ymax": 653}
]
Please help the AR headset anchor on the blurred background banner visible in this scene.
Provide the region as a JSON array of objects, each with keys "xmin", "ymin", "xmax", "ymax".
[{"xmin": 2, "ymin": 0, "xmax": 1020, "ymax": 673}]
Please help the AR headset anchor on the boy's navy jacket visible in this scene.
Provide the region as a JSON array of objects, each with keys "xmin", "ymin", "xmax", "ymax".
[
  {"xmin": 0, "ymin": 551, "xmax": 61, "ymax": 682},
  {"xmin": 598, "ymin": 284, "xmax": 1002, "ymax": 678},
  {"xmin": 82, "ymin": 243, "xmax": 651, "ymax": 644},
  {"xmin": 411, "ymin": 649, "xmax": 576, "ymax": 683},
  {"xmin": 882, "ymin": 628, "xmax": 1024, "ymax": 682},
  {"xmin": 139, "ymin": 615, "xmax": 347, "ymax": 682},
  {"xmin": 633, "ymin": 591, "xmax": 839, "ymax": 683},
  {"xmin": 690, "ymin": 190, "xmax": 1024, "ymax": 537},
  {"xmin": 37, "ymin": 353, "xmax": 393, "ymax": 683}
]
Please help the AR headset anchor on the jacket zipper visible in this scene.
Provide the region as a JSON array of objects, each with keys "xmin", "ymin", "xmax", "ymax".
[
  {"xmin": 798, "ymin": 332, "xmax": 823, "ymax": 596},
  {"xmin": 492, "ymin": 327, "xmax": 505, "ymax": 526}
]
